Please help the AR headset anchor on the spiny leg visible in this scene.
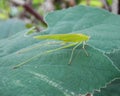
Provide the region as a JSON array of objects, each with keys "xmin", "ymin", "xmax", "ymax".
[
  {"xmin": 68, "ymin": 42, "xmax": 82, "ymax": 64},
  {"xmin": 16, "ymin": 41, "xmax": 61, "ymax": 54},
  {"xmin": 82, "ymin": 41, "xmax": 89, "ymax": 56},
  {"xmin": 13, "ymin": 43, "xmax": 77, "ymax": 69}
]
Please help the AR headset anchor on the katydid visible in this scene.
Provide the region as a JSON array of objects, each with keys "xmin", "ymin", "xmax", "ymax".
[
  {"xmin": 34, "ymin": 34, "xmax": 90, "ymax": 63},
  {"xmin": 13, "ymin": 33, "xmax": 90, "ymax": 69}
]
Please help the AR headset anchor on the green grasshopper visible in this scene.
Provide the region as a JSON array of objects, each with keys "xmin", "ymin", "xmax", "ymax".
[{"xmin": 13, "ymin": 33, "xmax": 90, "ymax": 69}]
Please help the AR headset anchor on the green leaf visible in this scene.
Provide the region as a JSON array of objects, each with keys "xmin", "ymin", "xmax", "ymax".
[
  {"xmin": 93, "ymin": 50, "xmax": 120, "ymax": 96},
  {"xmin": 80, "ymin": 0, "xmax": 102, "ymax": 7},
  {"xmin": 106, "ymin": 50, "xmax": 120, "ymax": 70},
  {"xmin": 44, "ymin": 5, "xmax": 120, "ymax": 52},
  {"xmin": 0, "ymin": 6, "xmax": 120, "ymax": 96},
  {"xmin": 33, "ymin": 0, "xmax": 44, "ymax": 4},
  {"xmin": 96, "ymin": 43, "xmax": 120, "ymax": 96},
  {"xmin": 0, "ymin": 39, "xmax": 120, "ymax": 95},
  {"xmin": 93, "ymin": 79, "xmax": 120, "ymax": 96},
  {"xmin": 0, "ymin": 19, "xmax": 26, "ymax": 39},
  {"xmin": 107, "ymin": 0, "xmax": 113, "ymax": 5}
]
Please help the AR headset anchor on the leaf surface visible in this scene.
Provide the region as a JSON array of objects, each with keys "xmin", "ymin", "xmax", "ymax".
[
  {"xmin": 93, "ymin": 50, "xmax": 120, "ymax": 96},
  {"xmin": 44, "ymin": 6, "xmax": 120, "ymax": 52},
  {"xmin": 0, "ymin": 6, "xmax": 120, "ymax": 96}
]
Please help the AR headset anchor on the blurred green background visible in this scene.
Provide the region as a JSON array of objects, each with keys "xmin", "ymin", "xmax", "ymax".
[{"xmin": 0, "ymin": 0, "xmax": 119, "ymax": 29}]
